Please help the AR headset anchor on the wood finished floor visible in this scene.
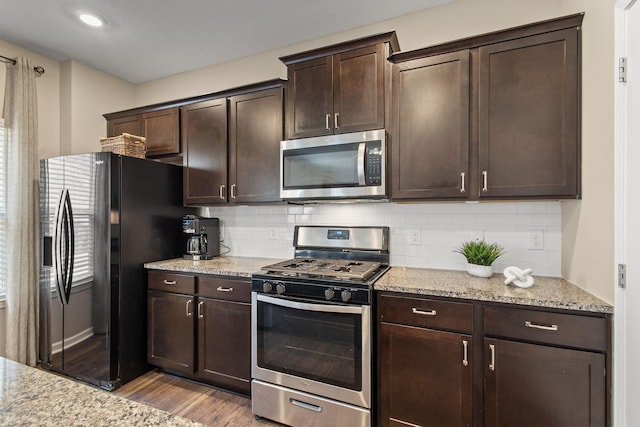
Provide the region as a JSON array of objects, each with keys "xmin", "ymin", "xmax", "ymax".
[{"xmin": 114, "ymin": 369, "xmax": 282, "ymax": 426}]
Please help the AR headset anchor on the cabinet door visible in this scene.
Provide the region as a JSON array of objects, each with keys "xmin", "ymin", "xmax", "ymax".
[
  {"xmin": 197, "ymin": 297, "xmax": 251, "ymax": 395},
  {"xmin": 379, "ymin": 322, "xmax": 472, "ymax": 427},
  {"xmin": 141, "ymin": 108, "xmax": 180, "ymax": 156},
  {"xmin": 182, "ymin": 99, "xmax": 228, "ymax": 205},
  {"xmin": 391, "ymin": 50, "xmax": 470, "ymax": 199},
  {"xmin": 478, "ymin": 28, "xmax": 579, "ymax": 198},
  {"xmin": 147, "ymin": 291, "xmax": 195, "ymax": 373},
  {"xmin": 484, "ymin": 338, "xmax": 605, "ymax": 427},
  {"xmin": 286, "ymin": 56, "xmax": 333, "ymax": 139},
  {"xmin": 333, "ymin": 44, "xmax": 385, "ymax": 134},
  {"xmin": 229, "ymin": 87, "xmax": 283, "ymax": 203},
  {"xmin": 107, "ymin": 115, "xmax": 141, "ymax": 137}
]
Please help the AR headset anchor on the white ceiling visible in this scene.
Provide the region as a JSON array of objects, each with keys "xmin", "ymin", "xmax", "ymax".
[{"xmin": 0, "ymin": 0, "xmax": 453, "ymax": 84}]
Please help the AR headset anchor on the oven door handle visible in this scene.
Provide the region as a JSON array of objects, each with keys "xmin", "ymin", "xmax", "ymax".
[{"xmin": 256, "ymin": 293, "xmax": 364, "ymax": 314}]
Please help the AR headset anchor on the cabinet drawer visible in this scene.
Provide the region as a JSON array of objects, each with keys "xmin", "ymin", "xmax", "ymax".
[
  {"xmin": 148, "ymin": 271, "xmax": 195, "ymax": 294},
  {"xmin": 199, "ymin": 277, "xmax": 251, "ymax": 302},
  {"xmin": 378, "ymin": 294, "xmax": 473, "ymax": 333},
  {"xmin": 484, "ymin": 305, "xmax": 608, "ymax": 352}
]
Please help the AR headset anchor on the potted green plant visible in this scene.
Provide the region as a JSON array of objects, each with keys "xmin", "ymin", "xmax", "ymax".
[{"xmin": 455, "ymin": 240, "xmax": 504, "ymax": 278}]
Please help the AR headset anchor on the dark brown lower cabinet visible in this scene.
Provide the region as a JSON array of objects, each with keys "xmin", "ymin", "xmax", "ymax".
[
  {"xmin": 147, "ymin": 272, "xmax": 251, "ymax": 395},
  {"xmin": 197, "ymin": 297, "xmax": 251, "ymax": 394},
  {"xmin": 147, "ymin": 290, "xmax": 195, "ymax": 373},
  {"xmin": 484, "ymin": 338, "xmax": 606, "ymax": 427},
  {"xmin": 379, "ymin": 322, "xmax": 473, "ymax": 427}
]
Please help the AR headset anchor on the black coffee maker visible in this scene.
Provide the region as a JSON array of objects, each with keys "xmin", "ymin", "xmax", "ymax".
[{"xmin": 182, "ymin": 215, "xmax": 220, "ymax": 260}]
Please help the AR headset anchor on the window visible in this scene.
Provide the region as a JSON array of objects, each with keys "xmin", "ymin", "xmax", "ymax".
[{"xmin": 0, "ymin": 119, "xmax": 6, "ymax": 295}]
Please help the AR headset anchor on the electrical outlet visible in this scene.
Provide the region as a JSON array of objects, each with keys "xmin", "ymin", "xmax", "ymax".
[
  {"xmin": 268, "ymin": 228, "xmax": 277, "ymax": 240},
  {"xmin": 528, "ymin": 230, "xmax": 544, "ymax": 250},
  {"xmin": 219, "ymin": 224, "xmax": 224, "ymax": 241},
  {"xmin": 471, "ymin": 230, "xmax": 484, "ymax": 242},
  {"xmin": 409, "ymin": 229, "xmax": 421, "ymax": 245}
]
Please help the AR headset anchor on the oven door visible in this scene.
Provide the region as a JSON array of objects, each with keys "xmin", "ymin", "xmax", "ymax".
[{"xmin": 252, "ymin": 292, "xmax": 371, "ymax": 408}]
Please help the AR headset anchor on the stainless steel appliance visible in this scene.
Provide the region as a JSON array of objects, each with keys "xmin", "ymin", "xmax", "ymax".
[
  {"xmin": 280, "ymin": 129, "xmax": 386, "ymax": 201},
  {"xmin": 182, "ymin": 215, "xmax": 220, "ymax": 260},
  {"xmin": 251, "ymin": 225, "xmax": 389, "ymax": 427},
  {"xmin": 39, "ymin": 152, "xmax": 194, "ymax": 390}
]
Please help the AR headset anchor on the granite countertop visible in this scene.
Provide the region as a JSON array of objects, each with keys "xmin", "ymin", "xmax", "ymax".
[
  {"xmin": 375, "ymin": 267, "xmax": 613, "ymax": 314},
  {"xmin": 0, "ymin": 357, "xmax": 203, "ymax": 426},
  {"xmin": 144, "ymin": 256, "xmax": 285, "ymax": 278},
  {"xmin": 144, "ymin": 256, "xmax": 613, "ymax": 314}
]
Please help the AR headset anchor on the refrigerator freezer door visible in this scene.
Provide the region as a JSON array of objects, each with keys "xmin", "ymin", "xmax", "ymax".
[{"xmin": 39, "ymin": 152, "xmax": 111, "ymax": 387}]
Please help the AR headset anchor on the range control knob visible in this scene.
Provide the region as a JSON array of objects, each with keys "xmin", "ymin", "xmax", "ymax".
[
  {"xmin": 276, "ymin": 283, "xmax": 286, "ymax": 295},
  {"xmin": 341, "ymin": 290, "xmax": 352, "ymax": 302},
  {"xmin": 324, "ymin": 289, "xmax": 335, "ymax": 300},
  {"xmin": 262, "ymin": 281, "xmax": 273, "ymax": 293}
]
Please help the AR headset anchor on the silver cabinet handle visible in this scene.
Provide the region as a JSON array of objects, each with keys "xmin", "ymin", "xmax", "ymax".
[
  {"xmin": 482, "ymin": 171, "xmax": 488, "ymax": 192},
  {"xmin": 460, "ymin": 172, "xmax": 466, "ymax": 193},
  {"xmin": 163, "ymin": 280, "xmax": 176, "ymax": 285},
  {"xmin": 412, "ymin": 308, "xmax": 436, "ymax": 316},
  {"xmin": 462, "ymin": 340, "xmax": 469, "ymax": 366},
  {"xmin": 325, "ymin": 113, "xmax": 331, "ymax": 130},
  {"xmin": 230, "ymin": 184, "xmax": 236, "ymax": 199},
  {"xmin": 197, "ymin": 301, "xmax": 204, "ymax": 319},
  {"xmin": 525, "ymin": 321, "xmax": 558, "ymax": 331},
  {"xmin": 489, "ymin": 344, "xmax": 495, "ymax": 371},
  {"xmin": 216, "ymin": 286, "xmax": 233, "ymax": 292},
  {"xmin": 334, "ymin": 113, "xmax": 340, "ymax": 129},
  {"xmin": 219, "ymin": 184, "xmax": 226, "ymax": 200},
  {"xmin": 186, "ymin": 299, "xmax": 193, "ymax": 317},
  {"xmin": 290, "ymin": 398, "xmax": 322, "ymax": 413}
]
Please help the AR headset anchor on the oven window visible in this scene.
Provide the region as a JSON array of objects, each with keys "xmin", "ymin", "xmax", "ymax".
[
  {"xmin": 283, "ymin": 143, "xmax": 359, "ymax": 188},
  {"xmin": 256, "ymin": 299, "xmax": 362, "ymax": 391}
]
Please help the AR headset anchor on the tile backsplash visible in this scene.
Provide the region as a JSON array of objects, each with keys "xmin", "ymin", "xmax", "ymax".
[{"xmin": 202, "ymin": 201, "xmax": 561, "ymax": 277}]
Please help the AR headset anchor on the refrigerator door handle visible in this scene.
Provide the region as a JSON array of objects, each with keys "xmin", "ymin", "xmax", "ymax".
[
  {"xmin": 54, "ymin": 189, "xmax": 74, "ymax": 305},
  {"xmin": 62, "ymin": 190, "xmax": 74, "ymax": 304}
]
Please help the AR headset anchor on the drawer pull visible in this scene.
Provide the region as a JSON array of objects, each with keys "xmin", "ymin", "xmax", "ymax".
[
  {"xmin": 489, "ymin": 344, "xmax": 495, "ymax": 371},
  {"xmin": 462, "ymin": 340, "xmax": 469, "ymax": 366},
  {"xmin": 412, "ymin": 308, "xmax": 436, "ymax": 316},
  {"xmin": 163, "ymin": 280, "xmax": 176, "ymax": 285},
  {"xmin": 290, "ymin": 398, "xmax": 322, "ymax": 413},
  {"xmin": 525, "ymin": 321, "xmax": 558, "ymax": 331},
  {"xmin": 216, "ymin": 286, "xmax": 234, "ymax": 292}
]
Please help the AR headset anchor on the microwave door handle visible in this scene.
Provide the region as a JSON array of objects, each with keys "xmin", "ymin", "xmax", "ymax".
[{"xmin": 357, "ymin": 142, "xmax": 366, "ymax": 185}]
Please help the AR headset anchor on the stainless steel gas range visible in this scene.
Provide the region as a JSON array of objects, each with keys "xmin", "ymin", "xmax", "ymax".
[{"xmin": 251, "ymin": 225, "xmax": 390, "ymax": 427}]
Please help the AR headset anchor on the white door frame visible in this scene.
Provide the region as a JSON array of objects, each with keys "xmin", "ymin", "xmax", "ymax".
[{"xmin": 614, "ymin": 0, "xmax": 636, "ymax": 425}]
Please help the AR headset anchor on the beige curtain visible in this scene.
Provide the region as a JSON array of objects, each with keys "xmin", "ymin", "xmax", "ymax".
[{"xmin": 3, "ymin": 58, "xmax": 39, "ymax": 365}]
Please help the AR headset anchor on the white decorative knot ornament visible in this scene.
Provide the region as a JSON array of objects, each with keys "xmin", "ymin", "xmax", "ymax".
[{"xmin": 503, "ymin": 266, "xmax": 534, "ymax": 288}]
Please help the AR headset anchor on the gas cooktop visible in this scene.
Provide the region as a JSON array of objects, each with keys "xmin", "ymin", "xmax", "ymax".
[{"xmin": 261, "ymin": 258, "xmax": 382, "ymax": 281}]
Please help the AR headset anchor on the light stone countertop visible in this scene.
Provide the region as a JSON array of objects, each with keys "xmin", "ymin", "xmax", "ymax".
[
  {"xmin": 144, "ymin": 256, "xmax": 286, "ymax": 278},
  {"xmin": 144, "ymin": 257, "xmax": 613, "ymax": 314},
  {"xmin": 375, "ymin": 267, "xmax": 613, "ymax": 314},
  {"xmin": 0, "ymin": 357, "xmax": 203, "ymax": 426}
]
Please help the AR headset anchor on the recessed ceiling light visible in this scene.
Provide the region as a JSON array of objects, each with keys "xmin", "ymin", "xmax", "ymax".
[{"xmin": 79, "ymin": 13, "xmax": 104, "ymax": 27}]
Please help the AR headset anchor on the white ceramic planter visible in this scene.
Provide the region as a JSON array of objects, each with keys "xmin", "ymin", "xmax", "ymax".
[{"xmin": 466, "ymin": 263, "xmax": 493, "ymax": 278}]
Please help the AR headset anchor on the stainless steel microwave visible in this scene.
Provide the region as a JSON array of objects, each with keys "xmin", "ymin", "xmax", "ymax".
[{"xmin": 280, "ymin": 129, "xmax": 386, "ymax": 201}]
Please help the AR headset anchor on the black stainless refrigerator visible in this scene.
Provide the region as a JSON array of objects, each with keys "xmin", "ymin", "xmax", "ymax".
[{"xmin": 39, "ymin": 152, "xmax": 193, "ymax": 390}]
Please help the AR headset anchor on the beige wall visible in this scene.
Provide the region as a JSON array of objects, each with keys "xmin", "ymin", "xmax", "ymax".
[{"xmin": 134, "ymin": 0, "xmax": 615, "ymax": 303}]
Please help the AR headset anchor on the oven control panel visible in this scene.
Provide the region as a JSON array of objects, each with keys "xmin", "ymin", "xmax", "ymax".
[{"xmin": 252, "ymin": 278, "xmax": 371, "ymax": 305}]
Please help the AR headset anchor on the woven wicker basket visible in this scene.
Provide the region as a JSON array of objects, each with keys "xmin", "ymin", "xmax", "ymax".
[{"xmin": 99, "ymin": 133, "xmax": 146, "ymax": 158}]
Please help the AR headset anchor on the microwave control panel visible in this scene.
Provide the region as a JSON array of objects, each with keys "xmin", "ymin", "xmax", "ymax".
[{"xmin": 365, "ymin": 140, "xmax": 383, "ymax": 186}]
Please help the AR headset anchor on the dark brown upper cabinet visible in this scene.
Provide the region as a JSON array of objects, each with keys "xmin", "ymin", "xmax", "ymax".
[
  {"xmin": 106, "ymin": 107, "xmax": 180, "ymax": 157},
  {"xmin": 182, "ymin": 98, "xmax": 228, "ymax": 206},
  {"xmin": 478, "ymin": 28, "xmax": 579, "ymax": 198},
  {"xmin": 281, "ymin": 32, "xmax": 399, "ymax": 140},
  {"xmin": 181, "ymin": 80, "xmax": 285, "ymax": 206},
  {"xmin": 391, "ymin": 50, "xmax": 470, "ymax": 200},
  {"xmin": 228, "ymin": 87, "xmax": 284, "ymax": 203},
  {"xmin": 389, "ymin": 13, "xmax": 583, "ymax": 201}
]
